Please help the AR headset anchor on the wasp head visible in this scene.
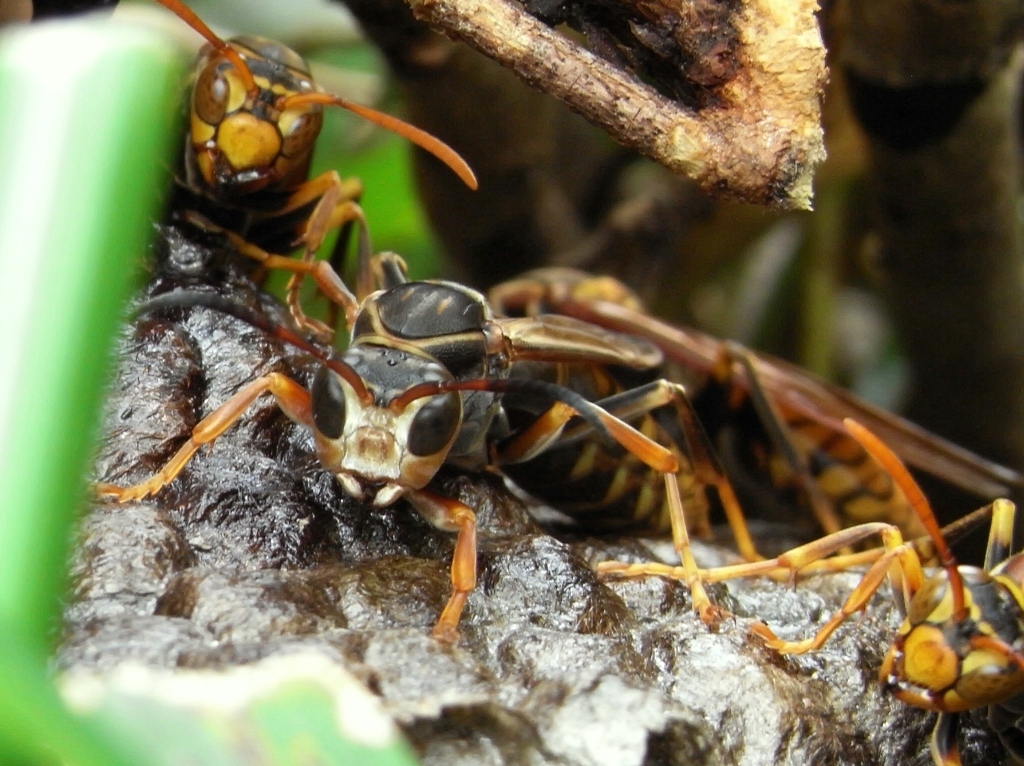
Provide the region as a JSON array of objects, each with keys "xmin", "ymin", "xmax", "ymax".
[
  {"xmin": 311, "ymin": 346, "xmax": 463, "ymax": 507},
  {"xmin": 187, "ymin": 36, "xmax": 322, "ymax": 195},
  {"xmin": 880, "ymin": 565, "xmax": 1024, "ymax": 712}
]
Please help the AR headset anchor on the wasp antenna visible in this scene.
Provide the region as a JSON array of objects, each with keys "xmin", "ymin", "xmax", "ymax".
[
  {"xmin": 391, "ymin": 378, "xmax": 615, "ymax": 450},
  {"xmin": 843, "ymin": 417, "xmax": 967, "ymax": 620},
  {"xmin": 278, "ymin": 92, "xmax": 478, "ymax": 191},
  {"xmin": 137, "ymin": 291, "xmax": 373, "ymax": 405},
  {"xmin": 152, "ymin": 0, "xmax": 258, "ymax": 96}
]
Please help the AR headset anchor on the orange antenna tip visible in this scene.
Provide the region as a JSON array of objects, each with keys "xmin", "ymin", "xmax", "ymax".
[
  {"xmin": 279, "ymin": 92, "xmax": 478, "ymax": 191},
  {"xmin": 843, "ymin": 417, "xmax": 967, "ymax": 619}
]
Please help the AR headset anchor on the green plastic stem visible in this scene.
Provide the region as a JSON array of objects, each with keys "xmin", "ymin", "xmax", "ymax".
[{"xmin": 0, "ymin": 16, "xmax": 182, "ymax": 651}]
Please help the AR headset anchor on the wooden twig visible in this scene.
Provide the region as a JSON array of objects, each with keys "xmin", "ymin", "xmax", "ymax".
[{"xmin": 405, "ymin": 0, "xmax": 827, "ymax": 210}]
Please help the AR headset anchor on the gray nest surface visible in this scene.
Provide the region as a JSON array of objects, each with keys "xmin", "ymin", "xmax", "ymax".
[{"xmin": 59, "ymin": 226, "xmax": 1007, "ymax": 766}]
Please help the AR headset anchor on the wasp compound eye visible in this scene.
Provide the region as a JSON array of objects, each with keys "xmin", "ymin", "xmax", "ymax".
[
  {"xmin": 279, "ymin": 108, "xmax": 322, "ymax": 160},
  {"xmin": 193, "ymin": 61, "xmax": 229, "ymax": 125},
  {"xmin": 311, "ymin": 366, "xmax": 346, "ymax": 439},
  {"xmin": 408, "ymin": 392, "xmax": 461, "ymax": 457}
]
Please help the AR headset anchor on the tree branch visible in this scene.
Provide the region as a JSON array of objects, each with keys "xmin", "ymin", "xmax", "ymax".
[{"xmin": 405, "ymin": 0, "xmax": 828, "ymax": 209}]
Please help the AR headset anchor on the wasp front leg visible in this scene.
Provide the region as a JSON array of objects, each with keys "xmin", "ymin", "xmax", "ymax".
[
  {"xmin": 95, "ymin": 373, "xmax": 312, "ymax": 502},
  {"xmin": 180, "ymin": 211, "xmax": 360, "ymax": 343},
  {"xmin": 280, "ymin": 171, "xmax": 373, "ymax": 331},
  {"xmin": 405, "ymin": 487, "xmax": 477, "ymax": 643},
  {"xmin": 717, "ymin": 524, "xmax": 920, "ymax": 654}
]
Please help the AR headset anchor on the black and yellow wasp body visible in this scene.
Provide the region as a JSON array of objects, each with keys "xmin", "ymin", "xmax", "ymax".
[
  {"xmin": 100, "ymin": 249, "xmax": 754, "ymax": 637},
  {"xmin": 491, "ymin": 267, "xmax": 1024, "ymax": 543},
  {"xmin": 151, "ymin": 0, "xmax": 476, "ymax": 336}
]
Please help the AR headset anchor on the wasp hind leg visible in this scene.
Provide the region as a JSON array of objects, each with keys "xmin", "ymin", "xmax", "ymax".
[
  {"xmin": 567, "ymin": 377, "xmax": 760, "ymax": 558},
  {"xmin": 495, "ymin": 379, "xmax": 754, "ymax": 626}
]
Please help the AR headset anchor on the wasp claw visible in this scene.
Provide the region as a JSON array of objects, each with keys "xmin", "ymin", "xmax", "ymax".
[
  {"xmin": 431, "ymin": 623, "xmax": 461, "ymax": 644},
  {"xmin": 750, "ymin": 621, "xmax": 781, "ymax": 645},
  {"xmin": 93, "ymin": 481, "xmax": 152, "ymax": 503},
  {"xmin": 698, "ymin": 603, "xmax": 728, "ymax": 630},
  {"xmin": 93, "ymin": 482, "xmax": 121, "ymax": 500}
]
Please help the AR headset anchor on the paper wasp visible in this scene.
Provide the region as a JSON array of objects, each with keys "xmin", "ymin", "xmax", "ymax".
[
  {"xmin": 490, "ymin": 268, "xmax": 1024, "ymax": 542},
  {"xmin": 98, "ymin": 241, "xmax": 770, "ymax": 637},
  {"xmin": 631, "ymin": 419, "xmax": 1024, "ymax": 766},
  {"xmin": 151, "ymin": 0, "xmax": 477, "ymax": 338}
]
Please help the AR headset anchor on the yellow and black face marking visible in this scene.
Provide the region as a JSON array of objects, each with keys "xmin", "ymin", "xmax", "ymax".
[
  {"xmin": 188, "ymin": 36, "xmax": 322, "ymax": 194},
  {"xmin": 150, "ymin": 0, "xmax": 477, "ymax": 340},
  {"xmin": 881, "ymin": 565, "xmax": 1024, "ymax": 712}
]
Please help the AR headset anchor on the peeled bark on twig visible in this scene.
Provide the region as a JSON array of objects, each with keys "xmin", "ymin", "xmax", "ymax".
[
  {"xmin": 342, "ymin": 0, "xmax": 713, "ymax": 294},
  {"xmin": 403, "ymin": 0, "xmax": 828, "ymax": 210}
]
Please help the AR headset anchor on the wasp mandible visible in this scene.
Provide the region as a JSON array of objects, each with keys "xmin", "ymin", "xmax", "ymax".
[{"xmin": 152, "ymin": 0, "xmax": 477, "ymax": 337}]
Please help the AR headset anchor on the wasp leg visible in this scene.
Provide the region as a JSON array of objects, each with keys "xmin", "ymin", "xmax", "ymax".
[
  {"xmin": 323, "ymin": 191, "xmax": 365, "ymax": 330},
  {"xmin": 281, "ymin": 172, "xmax": 373, "ymax": 331},
  {"xmin": 984, "ymin": 498, "xmax": 1017, "ymax": 569},
  {"xmin": 718, "ymin": 343, "xmax": 847, "ymax": 539},
  {"xmin": 649, "ymin": 380, "xmax": 759, "ymax": 561},
  {"xmin": 369, "ymin": 252, "xmax": 410, "ymax": 290},
  {"xmin": 931, "ymin": 712, "xmax": 963, "ymax": 766},
  {"xmin": 405, "ymin": 488, "xmax": 478, "ymax": 643},
  {"xmin": 694, "ymin": 522, "xmax": 897, "ymax": 583},
  {"xmin": 603, "ymin": 514, "xmax": 935, "ymax": 655},
  {"xmin": 571, "ymin": 468, "xmax": 725, "ymax": 625},
  {"xmin": 662, "ymin": 469, "xmax": 723, "ymax": 624},
  {"xmin": 496, "ymin": 379, "xmax": 751, "ymax": 625},
  {"xmin": 95, "ymin": 373, "xmax": 312, "ymax": 503},
  {"xmin": 737, "ymin": 501, "xmax": 1007, "ymax": 651},
  {"xmin": 734, "ymin": 526, "xmax": 924, "ymax": 654},
  {"xmin": 517, "ymin": 378, "xmax": 759, "ymax": 561},
  {"xmin": 278, "ymin": 170, "xmax": 363, "ymax": 233},
  {"xmin": 181, "ymin": 211, "xmax": 359, "ymax": 340}
]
